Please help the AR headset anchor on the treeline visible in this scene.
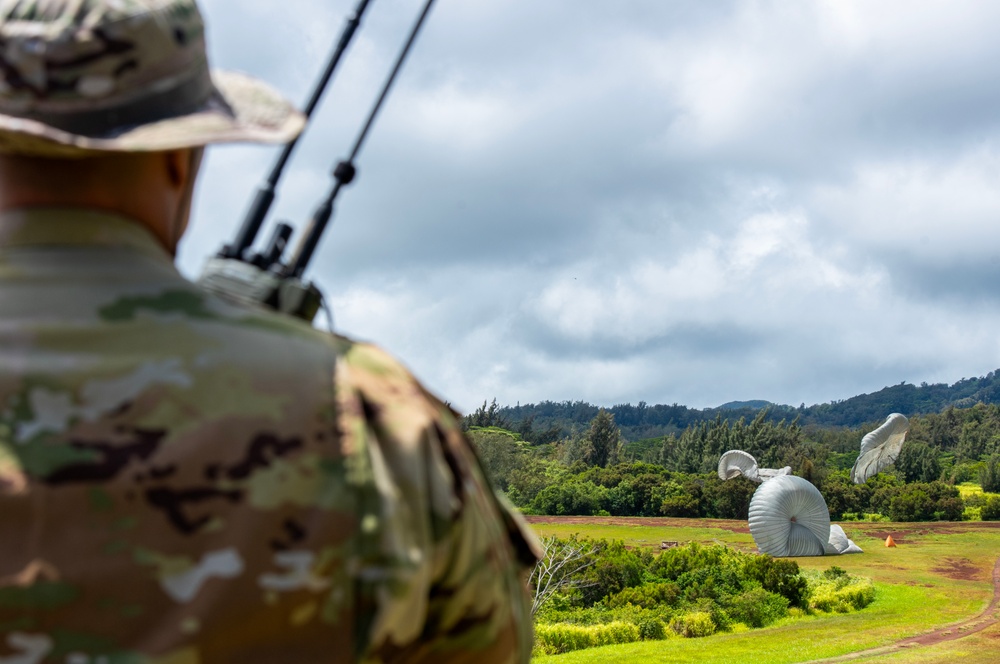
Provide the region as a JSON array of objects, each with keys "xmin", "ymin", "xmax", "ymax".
[
  {"xmin": 469, "ymin": 403, "xmax": 1000, "ymax": 522},
  {"xmin": 465, "ymin": 369, "xmax": 1000, "ymax": 441}
]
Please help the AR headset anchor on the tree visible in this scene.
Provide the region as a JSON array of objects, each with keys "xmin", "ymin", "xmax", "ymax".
[
  {"xmin": 583, "ymin": 409, "xmax": 621, "ymax": 468},
  {"xmin": 982, "ymin": 495, "xmax": 1000, "ymax": 521},
  {"xmin": 980, "ymin": 454, "xmax": 1000, "ymax": 493},
  {"xmin": 466, "ymin": 428, "xmax": 523, "ymax": 493},
  {"xmin": 894, "ymin": 441, "xmax": 942, "ymax": 483},
  {"xmin": 466, "ymin": 398, "xmax": 511, "ymax": 429},
  {"xmin": 529, "ymin": 536, "xmax": 599, "ymax": 615}
]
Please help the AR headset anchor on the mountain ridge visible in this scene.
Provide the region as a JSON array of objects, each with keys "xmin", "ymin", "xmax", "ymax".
[{"xmin": 482, "ymin": 369, "xmax": 1000, "ymax": 443}]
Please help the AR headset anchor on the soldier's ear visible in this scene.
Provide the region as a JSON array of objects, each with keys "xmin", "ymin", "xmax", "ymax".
[{"xmin": 163, "ymin": 149, "xmax": 192, "ymax": 189}]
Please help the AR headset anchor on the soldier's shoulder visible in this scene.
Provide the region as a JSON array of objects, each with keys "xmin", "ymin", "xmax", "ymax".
[{"xmin": 335, "ymin": 336, "xmax": 463, "ymax": 434}]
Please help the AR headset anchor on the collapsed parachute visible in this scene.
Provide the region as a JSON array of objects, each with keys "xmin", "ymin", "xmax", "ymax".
[
  {"xmin": 826, "ymin": 524, "xmax": 864, "ymax": 555},
  {"xmin": 717, "ymin": 450, "xmax": 791, "ymax": 484},
  {"xmin": 748, "ymin": 475, "xmax": 862, "ymax": 557},
  {"xmin": 851, "ymin": 413, "xmax": 910, "ymax": 484}
]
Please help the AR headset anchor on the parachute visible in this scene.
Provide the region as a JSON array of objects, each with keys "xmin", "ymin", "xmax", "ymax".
[
  {"xmin": 717, "ymin": 450, "xmax": 791, "ymax": 484},
  {"xmin": 851, "ymin": 413, "xmax": 910, "ymax": 484},
  {"xmin": 748, "ymin": 475, "xmax": 862, "ymax": 557},
  {"xmin": 825, "ymin": 524, "xmax": 863, "ymax": 555}
]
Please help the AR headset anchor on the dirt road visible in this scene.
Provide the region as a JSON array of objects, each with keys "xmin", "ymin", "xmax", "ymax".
[{"xmin": 810, "ymin": 554, "xmax": 1000, "ymax": 662}]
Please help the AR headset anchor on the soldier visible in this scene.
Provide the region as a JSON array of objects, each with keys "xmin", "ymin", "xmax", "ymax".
[{"xmin": 0, "ymin": 1, "xmax": 539, "ymax": 662}]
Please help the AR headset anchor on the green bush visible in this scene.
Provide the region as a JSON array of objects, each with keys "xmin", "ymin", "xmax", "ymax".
[
  {"xmin": 822, "ymin": 566, "xmax": 848, "ymax": 582},
  {"xmin": 529, "ymin": 480, "xmax": 610, "ymax": 516},
  {"xmin": 725, "ymin": 587, "xmax": 789, "ymax": 628},
  {"xmin": 576, "ymin": 540, "xmax": 647, "ymax": 606},
  {"xmin": 532, "ymin": 538, "xmax": 878, "ymax": 656},
  {"xmin": 982, "ymin": 496, "xmax": 1000, "ymax": 521},
  {"xmin": 607, "ymin": 581, "xmax": 680, "ymax": 609},
  {"xmin": 810, "ymin": 577, "xmax": 876, "ymax": 613},
  {"xmin": 534, "ymin": 621, "xmax": 641, "ymax": 655},
  {"xmin": 669, "ymin": 611, "xmax": 716, "ymax": 638},
  {"xmin": 636, "ymin": 615, "xmax": 667, "ymax": 640},
  {"xmin": 886, "ymin": 482, "xmax": 963, "ymax": 521},
  {"xmin": 741, "ymin": 555, "xmax": 810, "ymax": 608},
  {"xmin": 840, "ymin": 512, "xmax": 890, "ymax": 522},
  {"xmin": 950, "ymin": 461, "xmax": 984, "ymax": 485},
  {"xmin": 981, "ymin": 455, "xmax": 1000, "ymax": 493}
]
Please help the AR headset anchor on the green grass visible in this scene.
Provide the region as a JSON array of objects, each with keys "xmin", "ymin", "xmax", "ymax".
[
  {"xmin": 849, "ymin": 623, "xmax": 1000, "ymax": 663},
  {"xmin": 527, "ymin": 517, "xmax": 1000, "ymax": 663},
  {"xmin": 525, "ymin": 518, "xmax": 752, "ymax": 550},
  {"xmin": 957, "ymin": 482, "xmax": 984, "ymax": 499}
]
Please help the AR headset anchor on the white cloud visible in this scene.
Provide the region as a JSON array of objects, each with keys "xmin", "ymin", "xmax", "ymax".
[{"xmin": 811, "ymin": 147, "xmax": 1000, "ymax": 263}]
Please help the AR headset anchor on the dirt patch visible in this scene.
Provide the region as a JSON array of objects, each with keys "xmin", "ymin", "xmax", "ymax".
[
  {"xmin": 932, "ymin": 557, "xmax": 981, "ymax": 581},
  {"xmin": 852, "ymin": 521, "xmax": 1000, "ymax": 536}
]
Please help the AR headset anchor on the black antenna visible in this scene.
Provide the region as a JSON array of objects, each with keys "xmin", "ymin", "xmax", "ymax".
[
  {"xmin": 220, "ymin": 0, "xmax": 374, "ymax": 260},
  {"xmin": 285, "ymin": 0, "xmax": 437, "ymax": 277}
]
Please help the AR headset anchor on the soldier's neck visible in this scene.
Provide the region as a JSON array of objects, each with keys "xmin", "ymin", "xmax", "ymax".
[{"xmin": 0, "ymin": 150, "xmax": 195, "ymax": 256}]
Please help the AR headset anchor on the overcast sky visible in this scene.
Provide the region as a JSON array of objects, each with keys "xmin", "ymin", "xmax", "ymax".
[{"xmin": 182, "ymin": 0, "xmax": 1000, "ymax": 413}]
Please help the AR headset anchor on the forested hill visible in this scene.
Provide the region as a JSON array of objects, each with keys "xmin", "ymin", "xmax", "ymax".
[{"xmin": 475, "ymin": 369, "xmax": 1000, "ymax": 443}]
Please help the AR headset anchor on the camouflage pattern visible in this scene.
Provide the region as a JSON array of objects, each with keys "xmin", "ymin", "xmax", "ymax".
[
  {"xmin": 0, "ymin": 208, "xmax": 540, "ymax": 662},
  {"xmin": 0, "ymin": 0, "xmax": 303, "ymax": 155}
]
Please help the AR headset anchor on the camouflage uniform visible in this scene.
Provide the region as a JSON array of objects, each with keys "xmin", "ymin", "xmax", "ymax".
[
  {"xmin": 0, "ymin": 1, "xmax": 539, "ymax": 662},
  {"xmin": 0, "ymin": 209, "xmax": 539, "ymax": 663}
]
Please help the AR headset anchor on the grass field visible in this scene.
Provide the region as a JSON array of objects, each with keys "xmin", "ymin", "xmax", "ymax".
[
  {"xmin": 526, "ymin": 517, "xmax": 1000, "ymax": 663},
  {"xmin": 955, "ymin": 481, "xmax": 1000, "ymax": 499}
]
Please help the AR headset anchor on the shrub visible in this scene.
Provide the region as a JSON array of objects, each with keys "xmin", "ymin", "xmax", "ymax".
[
  {"xmin": 529, "ymin": 480, "xmax": 609, "ymax": 516},
  {"xmin": 669, "ymin": 611, "xmax": 716, "ymax": 638},
  {"xmin": 982, "ymin": 496, "xmax": 1000, "ymax": 521},
  {"xmin": 741, "ymin": 555, "xmax": 809, "ymax": 608},
  {"xmin": 636, "ymin": 615, "xmax": 667, "ymax": 640},
  {"xmin": 963, "ymin": 492, "xmax": 987, "ymax": 508},
  {"xmin": 576, "ymin": 540, "xmax": 647, "ymax": 606},
  {"xmin": 725, "ymin": 587, "xmax": 789, "ymax": 628},
  {"xmin": 607, "ymin": 581, "xmax": 680, "ymax": 609},
  {"xmin": 810, "ymin": 577, "xmax": 876, "ymax": 613},
  {"xmin": 840, "ymin": 512, "xmax": 890, "ymax": 522},
  {"xmin": 534, "ymin": 621, "xmax": 641, "ymax": 654},
  {"xmin": 887, "ymin": 482, "xmax": 963, "ymax": 521},
  {"xmin": 950, "ymin": 461, "xmax": 984, "ymax": 485},
  {"xmin": 981, "ymin": 455, "xmax": 1000, "ymax": 493},
  {"xmin": 660, "ymin": 493, "xmax": 703, "ymax": 518},
  {"xmin": 822, "ymin": 566, "xmax": 848, "ymax": 582}
]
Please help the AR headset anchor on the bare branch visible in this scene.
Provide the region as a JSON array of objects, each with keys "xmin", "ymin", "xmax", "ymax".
[{"xmin": 528, "ymin": 536, "xmax": 599, "ymax": 616}]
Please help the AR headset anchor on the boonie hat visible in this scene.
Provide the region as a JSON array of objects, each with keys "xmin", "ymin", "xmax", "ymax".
[{"xmin": 0, "ymin": 0, "xmax": 305, "ymax": 156}]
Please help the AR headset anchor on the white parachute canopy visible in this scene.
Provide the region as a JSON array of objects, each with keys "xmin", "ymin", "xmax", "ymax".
[
  {"xmin": 851, "ymin": 413, "xmax": 910, "ymax": 484},
  {"xmin": 748, "ymin": 475, "xmax": 863, "ymax": 556},
  {"xmin": 825, "ymin": 525, "xmax": 863, "ymax": 555},
  {"xmin": 718, "ymin": 450, "xmax": 791, "ymax": 484},
  {"xmin": 749, "ymin": 475, "xmax": 831, "ymax": 557}
]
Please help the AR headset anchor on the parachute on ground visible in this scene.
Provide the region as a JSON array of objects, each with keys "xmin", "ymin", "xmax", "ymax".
[
  {"xmin": 748, "ymin": 475, "xmax": 862, "ymax": 557},
  {"xmin": 825, "ymin": 524, "xmax": 863, "ymax": 555},
  {"xmin": 717, "ymin": 450, "xmax": 791, "ymax": 484},
  {"xmin": 851, "ymin": 413, "xmax": 910, "ymax": 484}
]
